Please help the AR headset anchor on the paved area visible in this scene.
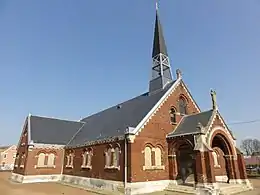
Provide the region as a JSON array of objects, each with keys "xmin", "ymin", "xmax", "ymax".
[{"xmin": 1, "ymin": 172, "xmax": 260, "ymax": 195}]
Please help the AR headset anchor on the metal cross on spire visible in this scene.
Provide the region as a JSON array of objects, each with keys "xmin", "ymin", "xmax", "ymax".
[{"xmin": 156, "ymin": 1, "xmax": 159, "ymax": 10}]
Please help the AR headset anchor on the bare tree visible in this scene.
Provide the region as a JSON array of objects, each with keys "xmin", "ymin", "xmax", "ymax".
[{"xmin": 241, "ymin": 138, "xmax": 260, "ymax": 156}]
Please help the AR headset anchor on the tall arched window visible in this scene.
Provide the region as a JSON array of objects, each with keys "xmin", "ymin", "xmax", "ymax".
[
  {"xmin": 86, "ymin": 148, "xmax": 93, "ymax": 167},
  {"xmin": 169, "ymin": 107, "xmax": 177, "ymax": 124},
  {"xmin": 47, "ymin": 153, "xmax": 55, "ymax": 167},
  {"xmin": 144, "ymin": 146, "xmax": 152, "ymax": 167},
  {"xmin": 105, "ymin": 146, "xmax": 112, "ymax": 167},
  {"xmin": 37, "ymin": 153, "xmax": 45, "ymax": 167},
  {"xmin": 179, "ymin": 97, "xmax": 187, "ymax": 115},
  {"xmin": 213, "ymin": 151, "xmax": 220, "ymax": 167},
  {"xmin": 113, "ymin": 145, "xmax": 120, "ymax": 168},
  {"xmin": 65, "ymin": 151, "xmax": 74, "ymax": 168},
  {"xmin": 82, "ymin": 148, "xmax": 93, "ymax": 168},
  {"xmin": 155, "ymin": 147, "xmax": 162, "ymax": 166}
]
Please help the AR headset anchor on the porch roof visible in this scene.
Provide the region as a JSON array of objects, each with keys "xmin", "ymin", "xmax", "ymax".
[{"xmin": 167, "ymin": 110, "xmax": 213, "ymax": 138}]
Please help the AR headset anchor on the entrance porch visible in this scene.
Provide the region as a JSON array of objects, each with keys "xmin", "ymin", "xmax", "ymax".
[{"xmin": 166, "ymin": 132, "xmax": 252, "ymax": 194}]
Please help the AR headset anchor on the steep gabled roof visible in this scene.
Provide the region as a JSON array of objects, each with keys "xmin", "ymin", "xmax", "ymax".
[
  {"xmin": 29, "ymin": 116, "xmax": 84, "ymax": 145},
  {"xmin": 66, "ymin": 81, "xmax": 176, "ymax": 147},
  {"xmin": 167, "ymin": 110, "xmax": 214, "ymax": 138}
]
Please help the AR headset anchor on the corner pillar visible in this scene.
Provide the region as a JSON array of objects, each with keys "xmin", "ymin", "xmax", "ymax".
[
  {"xmin": 168, "ymin": 152, "xmax": 178, "ymax": 181},
  {"xmin": 225, "ymin": 155, "xmax": 237, "ymax": 183},
  {"xmin": 236, "ymin": 153, "xmax": 253, "ymax": 188},
  {"xmin": 193, "ymin": 133, "xmax": 219, "ymax": 194},
  {"xmin": 194, "ymin": 151, "xmax": 216, "ymax": 185},
  {"xmin": 237, "ymin": 154, "xmax": 247, "ymax": 180}
]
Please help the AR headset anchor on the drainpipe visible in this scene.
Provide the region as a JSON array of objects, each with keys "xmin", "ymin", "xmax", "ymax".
[
  {"xmin": 60, "ymin": 146, "xmax": 65, "ymax": 181},
  {"xmin": 124, "ymin": 134, "xmax": 128, "ymax": 194}
]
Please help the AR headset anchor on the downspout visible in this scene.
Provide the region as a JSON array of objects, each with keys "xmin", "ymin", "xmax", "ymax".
[
  {"xmin": 60, "ymin": 145, "xmax": 65, "ymax": 181},
  {"xmin": 124, "ymin": 134, "xmax": 128, "ymax": 193}
]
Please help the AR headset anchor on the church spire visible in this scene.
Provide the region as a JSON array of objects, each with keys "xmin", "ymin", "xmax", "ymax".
[{"xmin": 149, "ymin": 2, "xmax": 173, "ymax": 94}]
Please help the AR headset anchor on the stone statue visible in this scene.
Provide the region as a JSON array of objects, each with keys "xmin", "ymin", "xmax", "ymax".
[
  {"xmin": 210, "ymin": 89, "xmax": 218, "ymax": 110},
  {"xmin": 176, "ymin": 69, "xmax": 182, "ymax": 79}
]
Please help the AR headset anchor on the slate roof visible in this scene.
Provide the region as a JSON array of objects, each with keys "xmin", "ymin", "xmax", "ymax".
[
  {"xmin": 30, "ymin": 116, "xmax": 84, "ymax": 145},
  {"xmin": 167, "ymin": 110, "xmax": 214, "ymax": 138},
  {"xmin": 67, "ymin": 81, "xmax": 176, "ymax": 147}
]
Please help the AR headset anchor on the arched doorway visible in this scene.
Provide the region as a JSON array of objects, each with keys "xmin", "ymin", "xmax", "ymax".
[
  {"xmin": 175, "ymin": 139, "xmax": 195, "ymax": 185},
  {"xmin": 211, "ymin": 133, "xmax": 234, "ymax": 183}
]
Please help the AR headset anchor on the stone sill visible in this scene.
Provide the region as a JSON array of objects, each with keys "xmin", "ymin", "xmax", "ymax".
[
  {"xmin": 81, "ymin": 165, "xmax": 92, "ymax": 169},
  {"xmin": 214, "ymin": 165, "xmax": 221, "ymax": 168},
  {"xmin": 34, "ymin": 165, "xmax": 56, "ymax": 169},
  {"xmin": 20, "ymin": 165, "xmax": 24, "ymax": 168},
  {"xmin": 171, "ymin": 122, "xmax": 178, "ymax": 125},
  {"xmin": 65, "ymin": 165, "xmax": 73, "ymax": 169},
  {"xmin": 104, "ymin": 165, "xmax": 120, "ymax": 170},
  {"xmin": 143, "ymin": 165, "xmax": 165, "ymax": 170}
]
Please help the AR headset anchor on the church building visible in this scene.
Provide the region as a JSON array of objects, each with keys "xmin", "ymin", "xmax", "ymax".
[{"xmin": 11, "ymin": 4, "xmax": 252, "ymax": 195}]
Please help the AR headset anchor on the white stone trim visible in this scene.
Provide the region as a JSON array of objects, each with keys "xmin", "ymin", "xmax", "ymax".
[
  {"xmin": 130, "ymin": 78, "xmax": 182, "ymax": 138},
  {"xmin": 127, "ymin": 180, "xmax": 176, "ymax": 195},
  {"xmin": 142, "ymin": 165, "xmax": 165, "ymax": 170},
  {"xmin": 207, "ymin": 126, "xmax": 237, "ymax": 156},
  {"xmin": 10, "ymin": 173, "xmax": 61, "ymax": 183},
  {"xmin": 61, "ymin": 174, "xmax": 124, "ymax": 193},
  {"xmin": 215, "ymin": 175, "xmax": 228, "ymax": 182},
  {"xmin": 180, "ymin": 81, "xmax": 201, "ymax": 112},
  {"xmin": 32, "ymin": 143, "xmax": 65, "ymax": 149}
]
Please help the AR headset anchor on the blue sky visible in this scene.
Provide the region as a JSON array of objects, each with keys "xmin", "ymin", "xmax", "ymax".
[{"xmin": 0, "ymin": 0, "xmax": 259, "ymax": 146}]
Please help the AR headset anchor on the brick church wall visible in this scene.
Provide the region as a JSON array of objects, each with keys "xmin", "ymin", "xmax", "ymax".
[
  {"xmin": 24, "ymin": 148, "xmax": 64, "ymax": 176},
  {"xmin": 13, "ymin": 119, "xmax": 29, "ymax": 175},
  {"xmin": 63, "ymin": 140, "xmax": 125, "ymax": 182},
  {"xmin": 129, "ymin": 83, "xmax": 199, "ymax": 182}
]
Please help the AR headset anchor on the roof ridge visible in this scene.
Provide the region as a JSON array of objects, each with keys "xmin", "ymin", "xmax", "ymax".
[{"xmin": 31, "ymin": 115, "xmax": 85, "ymax": 123}]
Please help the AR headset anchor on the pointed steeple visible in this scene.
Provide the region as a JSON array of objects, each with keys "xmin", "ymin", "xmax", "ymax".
[
  {"xmin": 152, "ymin": 2, "xmax": 168, "ymax": 58},
  {"xmin": 149, "ymin": 2, "xmax": 173, "ymax": 94}
]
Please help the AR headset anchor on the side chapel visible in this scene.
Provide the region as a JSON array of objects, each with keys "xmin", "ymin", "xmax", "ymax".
[{"xmin": 11, "ymin": 4, "xmax": 252, "ymax": 195}]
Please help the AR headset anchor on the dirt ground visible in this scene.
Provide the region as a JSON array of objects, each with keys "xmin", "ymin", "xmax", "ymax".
[{"xmin": 1, "ymin": 172, "xmax": 260, "ymax": 195}]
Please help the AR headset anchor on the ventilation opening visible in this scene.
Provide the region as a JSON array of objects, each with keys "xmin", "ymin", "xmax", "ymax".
[{"xmin": 117, "ymin": 105, "xmax": 122, "ymax": 109}]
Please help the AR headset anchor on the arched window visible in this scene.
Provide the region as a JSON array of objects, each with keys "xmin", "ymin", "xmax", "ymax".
[
  {"xmin": 169, "ymin": 107, "xmax": 177, "ymax": 124},
  {"xmin": 144, "ymin": 146, "xmax": 152, "ymax": 167},
  {"xmin": 82, "ymin": 150, "xmax": 88, "ymax": 167},
  {"xmin": 155, "ymin": 147, "xmax": 162, "ymax": 166},
  {"xmin": 65, "ymin": 151, "xmax": 74, "ymax": 168},
  {"xmin": 179, "ymin": 97, "xmax": 187, "ymax": 115},
  {"xmin": 37, "ymin": 153, "xmax": 45, "ymax": 167},
  {"xmin": 47, "ymin": 153, "xmax": 55, "ymax": 167},
  {"xmin": 86, "ymin": 148, "xmax": 93, "ymax": 167},
  {"xmin": 113, "ymin": 145, "xmax": 120, "ymax": 168},
  {"xmin": 105, "ymin": 146, "xmax": 112, "ymax": 168},
  {"xmin": 213, "ymin": 151, "xmax": 220, "ymax": 167},
  {"xmin": 82, "ymin": 148, "xmax": 93, "ymax": 168}
]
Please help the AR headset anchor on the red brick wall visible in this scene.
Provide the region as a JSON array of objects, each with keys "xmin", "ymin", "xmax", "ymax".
[
  {"xmin": 129, "ymin": 83, "xmax": 200, "ymax": 182},
  {"xmin": 13, "ymin": 118, "xmax": 29, "ymax": 175},
  {"xmin": 212, "ymin": 147, "xmax": 227, "ymax": 176},
  {"xmin": 24, "ymin": 148, "xmax": 64, "ymax": 175},
  {"xmin": 62, "ymin": 141, "xmax": 125, "ymax": 182}
]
